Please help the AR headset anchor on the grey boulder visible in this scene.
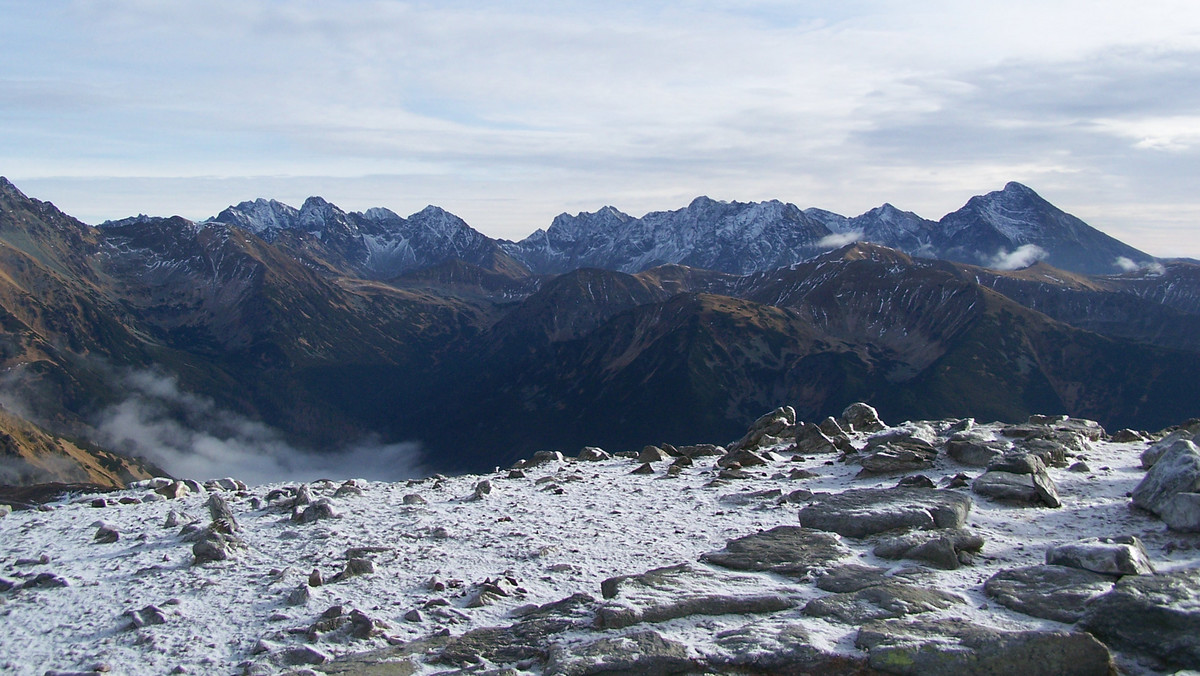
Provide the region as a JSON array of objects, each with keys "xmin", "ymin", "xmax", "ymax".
[
  {"xmin": 1079, "ymin": 567, "xmax": 1200, "ymax": 670},
  {"xmin": 984, "ymin": 565, "xmax": 1115, "ymax": 623},
  {"xmin": 1132, "ymin": 439, "xmax": 1200, "ymax": 531},
  {"xmin": 797, "ymin": 487, "xmax": 972, "ymax": 538},
  {"xmin": 700, "ymin": 525, "xmax": 851, "ymax": 577},
  {"xmin": 1045, "ymin": 536, "xmax": 1155, "ymax": 576}
]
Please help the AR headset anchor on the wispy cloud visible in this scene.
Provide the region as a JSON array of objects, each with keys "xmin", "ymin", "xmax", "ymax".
[
  {"xmin": 987, "ymin": 244, "xmax": 1048, "ymax": 270},
  {"xmin": 817, "ymin": 230, "xmax": 863, "ymax": 248}
]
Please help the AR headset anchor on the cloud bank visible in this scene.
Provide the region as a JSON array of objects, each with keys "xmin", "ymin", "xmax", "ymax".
[{"xmin": 92, "ymin": 369, "xmax": 425, "ymax": 485}]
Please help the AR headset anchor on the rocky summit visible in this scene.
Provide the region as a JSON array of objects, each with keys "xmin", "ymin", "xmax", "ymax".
[{"xmin": 2, "ymin": 406, "xmax": 1199, "ymax": 675}]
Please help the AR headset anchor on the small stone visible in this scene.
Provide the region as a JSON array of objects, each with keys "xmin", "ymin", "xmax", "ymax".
[
  {"xmin": 93, "ymin": 525, "xmax": 120, "ymax": 544},
  {"xmin": 286, "ymin": 584, "xmax": 311, "ymax": 606},
  {"xmin": 631, "ymin": 463, "xmax": 655, "ymax": 475},
  {"xmin": 308, "ymin": 569, "xmax": 323, "ymax": 587},
  {"xmin": 403, "ymin": 609, "xmax": 422, "ymax": 622},
  {"xmin": 1068, "ymin": 461, "xmax": 1092, "ymax": 473},
  {"xmin": 471, "ymin": 480, "xmax": 493, "ymax": 500},
  {"xmin": 402, "ymin": 493, "xmax": 427, "ymax": 505}
]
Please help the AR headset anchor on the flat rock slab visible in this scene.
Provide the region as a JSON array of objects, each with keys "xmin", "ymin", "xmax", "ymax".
[
  {"xmin": 797, "ymin": 487, "xmax": 972, "ymax": 538},
  {"xmin": 972, "ymin": 470, "xmax": 1061, "ymax": 508},
  {"xmin": 1045, "ymin": 536, "xmax": 1155, "ymax": 576},
  {"xmin": 546, "ymin": 630, "xmax": 694, "ymax": 676},
  {"xmin": 700, "ymin": 525, "xmax": 851, "ymax": 577},
  {"xmin": 708, "ymin": 621, "xmax": 871, "ymax": 674},
  {"xmin": 856, "ymin": 618, "xmax": 1115, "ymax": 676},
  {"xmin": 814, "ymin": 564, "xmax": 934, "ymax": 593},
  {"xmin": 858, "ymin": 444, "xmax": 938, "ymax": 475},
  {"xmin": 595, "ymin": 563, "xmax": 795, "ymax": 629},
  {"xmin": 1079, "ymin": 567, "xmax": 1200, "ymax": 670},
  {"xmin": 803, "ymin": 582, "xmax": 964, "ymax": 624},
  {"xmin": 984, "ymin": 565, "xmax": 1115, "ymax": 623},
  {"xmin": 435, "ymin": 593, "xmax": 595, "ymax": 667},
  {"xmin": 873, "ymin": 528, "xmax": 985, "ymax": 570}
]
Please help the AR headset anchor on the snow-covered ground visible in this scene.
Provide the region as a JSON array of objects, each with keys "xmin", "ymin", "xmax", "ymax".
[{"xmin": 0, "ymin": 417, "xmax": 1197, "ymax": 675}]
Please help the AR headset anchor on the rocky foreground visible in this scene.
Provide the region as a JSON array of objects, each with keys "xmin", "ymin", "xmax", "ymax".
[{"xmin": 2, "ymin": 405, "xmax": 1200, "ymax": 675}]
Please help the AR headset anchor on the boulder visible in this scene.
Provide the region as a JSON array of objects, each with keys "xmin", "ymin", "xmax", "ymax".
[
  {"xmin": 717, "ymin": 448, "xmax": 769, "ymax": 469},
  {"xmin": 1132, "ymin": 439, "xmax": 1200, "ymax": 531},
  {"xmin": 840, "ymin": 402, "xmax": 886, "ymax": 433},
  {"xmin": 858, "ymin": 443, "xmax": 937, "ymax": 475},
  {"xmin": 1045, "ymin": 536, "xmax": 1155, "ymax": 576},
  {"xmin": 1111, "ymin": 428, "xmax": 1145, "ymax": 443},
  {"xmin": 793, "ymin": 422, "xmax": 839, "ymax": 455},
  {"xmin": 984, "ymin": 565, "xmax": 1115, "ymax": 623},
  {"xmin": 972, "ymin": 454, "xmax": 1061, "ymax": 508},
  {"xmin": 205, "ymin": 493, "xmax": 239, "ymax": 532},
  {"xmin": 803, "ymin": 582, "xmax": 964, "ymax": 624},
  {"xmin": 295, "ymin": 499, "xmax": 340, "ymax": 523},
  {"xmin": 595, "ymin": 563, "xmax": 794, "ymax": 629},
  {"xmin": 945, "ymin": 439, "xmax": 1007, "ymax": 467},
  {"xmin": 708, "ymin": 622, "xmax": 870, "ymax": 673},
  {"xmin": 577, "ymin": 447, "xmax": 610, "ymax": 461},
  {"xmin": 630, "ymin": 463, "xmax": 654, "ymax": 475},
  {"xmin": 546, "ymin": 630, "xmax": 694, "ymax": 676},
  {"xmin": 700, "ymin": 526, "xmax": 851, "ymax": 578},
  {"xmin": 873, "ymin": 528, "xmax": 984, "ymax": 570},
  {"xmin": 1079, "ymin": 567, "xmax": 1200, "ymax": 670},
  {"xmin": 797, "ymin": 487, "xmax": 972, "ymax": 538},
  {"xmin": 526, "ymin": 450, "xmax": 566, "ymax": 467},
  {"xmin": 434, "ymin": 593, "xmax": 593, "ymax": 667},
  {"xmin": 676, "ymin": 444, "xmax": 723, "ymax": 457},
  {"xmin": 856, "ymin": 618, "xmax": 1115, "ymax": 676},
  {"xmin": 637, "ymin": 445, "xmax": 671, "ymax": 463},
  {"xmin": 814, "ymin": 565, "xmax": 933, "ymax": 593},
  {"xmin": 93, "ymin": 524, "xmax": 120, "ymax": 544},
  {"xmin": 1142, "ymin": 430, "xmax": 1196, "ymax": 468},
  {"xmin": 471, "ymin": 480, "xmax": 493, "ymax": 500}
]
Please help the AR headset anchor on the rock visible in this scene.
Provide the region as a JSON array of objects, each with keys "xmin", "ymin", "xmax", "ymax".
[
  {"xmin": 403, "ymin": 608, "xmax": 422, "ymax": 623},
  {"xmin": 1111, "ymin": 428, "xmax": 1145, "ymax": 443},
  {"xmin": 1079, "ymin": 567, "xmax": 1200, "ymax": 670},
  {"xmin": 527, "ymin": 450, "xmax": 566, "ymax": 467},
  {"xmin": 985, "ymin": 565, "xmax": 1115, "ymax": 623},
  {"xmin": 717, "ymin": 448, "xmax": 769, "ymax": 468},
  {"xmin": 708, "ymin": 622, "xmax": 868, "ymax": 673},
  {"xmin": 793, "ymin": 422, "xmax": 839, "ymax": 454},
  {"xmin": 334, "ymin": 482, "xmax": 364, "ymax": 498},
  {"xmin": 1143, "ymin": 430, "xmax": 1196, "ymax": 469},
  {"xmin": 93, "ymin": 524, "xmax": 120, "ymax": 544},
  {"xmin": 1132, "ymin": 439, "xmax": 1200, "ymax": 531},
  {"xmin": 945, "ymin": 439, "xmax": 1007, "ymax": 466},
  {"xmin": 545, "ymin": 630, "xmax": 694, "ymax": 676},
  {"xmin": 308, "ymin": 568, "xmax": 323, "ymax": 587},
  {"xmin": 295, "ymin": 499, "xmax": 339, "ymax": 524},
  {"xmin": 434, "ymin": 593, "xmax": 593, "ymax": 667},
  {"xmin": 1018, "ymin": 437, "xmax": 1073, "ymax": 467},
  {"xmin": 895, "ymin": 474, "xmax": 936, "ymax": 489},
  {"xmin": 676, "ymin": 444, "xmax": 723, "ymax": 457},
  {"xmin": 286, "ymin": 584, "xmax": 310, "ymax": 606},
  {"xmin": 858, "ymin": 443, "xmax": 938, "ymax": 475},
  {"xmin": 331, "ymin": 558, "xmax": 375, "ymax": 582},
  {"xmin": 803, "ymin": 582, "xmax": 964, "ymax": 624},
  {"xmin": 1069, "ymin": 461, "xmax": 1091, "ymax": 473},
  {"xmin": 595, "ymin": 563, "xmax": 794, "ymax": 629},
  {"xmin": 402, "ymin": 493, "xmax": 427, "ymax": 505},
  {"xmin": 797, "ymin": 487, "xmax": 972, "ymax": 538},
  {"xmin": 577, "ymin": 446, "xmax": 610, "ymax": 461},
  {"xmin": 719, "ymin": 488, "xmax": 782, "ymax": 506},
  {"xmin": 472, "ymin": 480, "xmax": 493, "ymax": 500},
  {"xmin": 155, "ymin": 481, "xmax": 189, "ymax": 500},
  {"xmin": 814, "ymin": 564, "xmax": 931, "ymax": 593},
  {"xmin": 730, "ymin": 406, "xmax": 797, "ymax": 452},
  {"xmin": 205, "ymin": 493, "xmax": 239, "ymax": 532},
  {"xmin": 630, "ymin": 463, "xmax": 654, "ymax": 475},
  {"xmin": 275, "ymin": 645, "xmax": 329, "ymax": 666},
  {"xmin": 637, "ymin": 445, "xmax": 671, "ymax": 463},
  {"xmin": 856, "ymin": 618, "xmax": 1114, "ymax": 676},
  {"xmin": 192, "ymin": 530, "xmax": 242, "ymax": 564},
  {"xmin": 972, "ymin": 455, "xmax": 1061, "ymax": 508},
  {"xmin": 21, "ymin": 572, "xmax": 69, "ymax": 589},
  {"xmin": 125, "ymin": 604, "xmax": 167, "ymax": 629},
  {"xmin": 873, "ymin": 528, "xmax": 984, "ymax": 569},
  {"xmin": 840, "ymin": 402, "xmax": 885, "ymax": 433},
  {"xmin": 700, "ymin": 526, "xmax": 850, "ymax": 577},
  {"xmin": 1046, "ymin": 536, "xmax": 1155, "ymax": 576}
]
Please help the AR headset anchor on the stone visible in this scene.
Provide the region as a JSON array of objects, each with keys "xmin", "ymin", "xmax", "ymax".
[
  {"xmin": 895, "ymin": 474, "xmax": 935, "ymax": 489},
  {"xmin": 873, "ymin": 528, "xmax": 984, "ymax": 570},
  {"xmin": 21, "ymin": 572, "xmax": 69, "ymax": 589},
  {"xmin": 205, "ymin": 493, "xmax": 239, "ymax": 532},
  {"xmin": 730, "ymin": 406, "xmax": 797, "ymax": 452},
  {"xmin": 155, "ymin": 481, "xmax": 189, "ymax": 500},
  {"xmin": 630, "ymin": 463, "xmax": 654, "ymax": 475},
  {"xmin": 676, "ymin": 444, "xmax": 723, "ymax": 457},
  {"xmin": 637, "ymin": 445, "xmax": 671, "ymax": 463},
  {"xmin": 403, "ymin": 608, "xmax": 422, "ymax": 622},
  {"xmin": 1143, "ymin": 430, "xmax": 1196, "ymax": 469},
  {"xmin": 308, "ymin": 568, "xmax": 323, "ymax": 587},
  {"xmin": 1046, "ymin": 536, "xmax": 1155, "ymax": 576},
  {"xmin": 1079, "ymin": 567, "xmax": 1200, "ymax": 670},
  {"xmin": 793, "ymin": 422, "xmax": 839, "ymax": 454},
  {"xmin": 814, "ymin": 565, "xmax": 932, "ymax": 593},
  {"xmin": 1111, "ymin": 428, "xmax": 1145, "ymax": 443},
  {"xmin": 402, "ymin": 493, "xmax": 427, "ymax": 505},
  {"xmin": 700, "ymin": 526, "xmax": 850, "ymax": 577},
  {"xmin": 527, "ymin": 450, "xmax": 566, "ymax": 467},
  {"xmin": 275, "ymin": 646, "xmax": 329, "ymax": 666},
  {"xmin": 93, "ymin": 524, "xmax": 120, "ymax": 544},
  {"xmin": 797, "ymin": 487, "xmax": 972, "ymax": 538},
  {"xmin": 945, "ymin": 439, "xmax": 1007, "ymax": 466},
  {"xmin": 576, "ymin": 446, "xmax": 610, "ymax": 461},
  {"xmin": 840, "ymin": 402, "xmax": 885, "ymax": 433},
  {"xmin": 972, "ymin": 469, "xmax": 1060, "ymax": 508},
  {"xmin": 595, "ymin": 563, "xmax": 794, "ymax": 629},
  {"xmin": 858, "ymin": 443, "xmax": 937, "ymax": 475},
  {"xmin": 856, "ymin": 618, "xmax": 1114, "ymax": 676},
  {"xmin": 334, "ymin": 483, "xmax": 364, "ymax": 498},
  {"xmin": 472, "ymin": 480, "xmax": 493, "ymax": 500},
  {"xmin": 434, "ymin": 593, "xmax": 593, "ymax": 667},
  {"xmin": 708, "ymin": 622, "xmax": 870, "ymax": 673},
  {"xmin": 1132, "ymin": 439, "xmax": 1200, "ymax": 531},
  {"xmin": 1069, "ymin": 461, "xmax": 1091, "ymax": 473},
  {"xmin": 296, "ymin": 499, "xmax": 339, "ymax": 524},
  {"xmin": 984, "ymin": 565, "xmax": 1115, "ymax": 623},
  {"xmin": 717, "ymin": 448, "xmax": 769, "ymax": 468},
  {"xmin": 546, "ymin": 630, "xmax": 694, "ymax": 676},
  {"xmin": 331, "ymin": 558, "xmax": 375, "ymax": 582},
  {"xmin": 803, "ymin": 582, "xmax": 965, "ymax": 624},
  {"xmin": 125, "ymin": 604, "xmax": 167, "ymax": 629},
  {"xmin": 193, "ymin": 531, "xmax": 242, "ymax": 564},
  {"xmin": 1018, "ymin": 437, "xmax": 1073, "ymax": 467}
]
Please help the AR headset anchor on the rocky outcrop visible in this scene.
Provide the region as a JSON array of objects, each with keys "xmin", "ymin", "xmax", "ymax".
[
  {"xmin": 797, "ymin": 487, "xmax": 971, "ymax": 538},
  {"xmin": 700, "ymin": 526, "xmax": 851, "ymax": 577},
  {"xmin": 1079, "ymin": 567, "xmax": 1200, "ymax": 670},
  {"xmin": 985, "ymin": 565, "xmax": 1115, "ymax": 623}
]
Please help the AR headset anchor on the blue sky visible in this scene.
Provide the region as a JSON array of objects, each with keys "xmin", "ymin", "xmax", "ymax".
[{"xmin": 3, "ymin": 1, "xmax": 1200, "ymax": 256}]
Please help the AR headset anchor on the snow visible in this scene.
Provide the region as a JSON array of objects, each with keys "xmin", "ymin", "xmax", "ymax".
[{"xmin": 1, "ymin": 420, "xmax": 1197, "ymax": 675}]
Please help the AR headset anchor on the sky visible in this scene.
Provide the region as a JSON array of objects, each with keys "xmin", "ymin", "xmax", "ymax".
[{"xmin": 3, "ymin": 1, "xmax": 1200, "ymax": 257}]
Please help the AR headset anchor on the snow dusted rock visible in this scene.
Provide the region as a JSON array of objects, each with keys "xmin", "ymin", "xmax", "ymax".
[
  {"xmin": 401, "ymin": 493, "xmax": 427, "ymax": 505},
  {"xmin": 717, "ymin": 448, "xmax": 769, "ymax": 469},
  {"xmin": 93, "ymin": 524, "xmax": 120, "ymax": 544},
  {"xmin": 546, "ymin": 630, "xmax": 694, "ymax": 676},
  {"xmin": 576, "ymin": 446, "xmax": 610, "ymax": 461},
  {"xmin": 839, "ymin": 402, "xmax": 885, "ymax": 433},
  {"xmin": 675, "ymin": 443, "xmax": 723, "ymax": 457},
  {"xmin": 1132, "ymin": 439, "xmax": 1200, "ymax": 531},
  {"xmin": 803, "ymin": 582, "xmax": 965, "ymax": 624},
  {"xmin": 630, "ymin": 462, "xmax": 654, "ymax": 475},
  {"xmin": 730, "ymin": 406, "xmax": 796, "ymax": 452},
  {"xmin": 595, "ymin": 563, "xmax": 794, "ymax": 629},
  {"xmin": 294, "ymin": 498, "xmax": 339, "ymax": 524},
  {"xmin": 797, "ymin": 487, "xmax": 972, "ymax": 538},
  {"xmin": 205, "ymin": 493, "xmax": 239, "ymax": 532},
  {"xmin": 793, "ymin": 422, "xmax": 839, "ymax": 454},
  {"xmin": 1111, "ymin": 428, "xmax": 1146, "ymax": 443},
  {"xmin": 972, "ymin": 453, "xmax": 1061, "ymax": 508},
  {"xmin": 471, "ymin": 479, "xmax": 493, "ymax": 500},
  {"xmin": 858, "ymin": 443, "xmax": 938, "ymax": 475},
  {"xmin": 124, "ymin": 604, "xmax": 167, "ymax": 630},
  {"xmin": 700, "ymin": 526, "xmax": 851, "ymax": 577},
  {"xmin": 155, "ymin": 481, "xmax": 190, "ymax": 500},
  {"xmin": 946, "ymin": 438, "xmax": 1007, "ymax": 466},
  {"xmin": 814, "ymin": 564, "xmax": 933, "ymax": 593},
  {"xmin": 1045, "ymin": 536, "xmax": 1156, "ymax": 576},
  {"xmin": 524, "ymin": 450, "xmax": 566, "ymax": 468},
  {"xmin": 873, "ymin": 528, "xmax": 984, "ymax": 570},
  {"xmin": 433, "ymin": 593, "xmax": 594, "ymax": 668},
  {"xmin": 709, "ymin": 622, "xmax": 869, "ymax": 673},
  {"xmin": 1141, "ymin": 430, "xmax": 1195, "ymax": 469},
  {"xmin": 856, "ymin": 618, "xmax": 1115, "ymax": 676},
  {"xmin": 1080, "ymin": 567, "xmax": 1200, "ymax": 670},
  {"xmin": 984, "ymin": 565, "xmax": 1115, "ymax": 623},
  {"xmin": 636, "ymin": 445, "xmax": 671, "ymax": 463}
]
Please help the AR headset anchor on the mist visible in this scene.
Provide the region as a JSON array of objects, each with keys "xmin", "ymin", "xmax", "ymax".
[
  {"xmin": 817, "ymin": 231, "xmax": 864, "ymax": 248},
  {"xmin": 91, "ymin": 369, "xmax": 426, "ymax": 485},
  {"xmin": 1115, "ymin": 256, "xmax": 1167, "ymax": 275},
  {"xmin": 987, "ymin": 244, "xmax": 1047, "ymax": 271}
]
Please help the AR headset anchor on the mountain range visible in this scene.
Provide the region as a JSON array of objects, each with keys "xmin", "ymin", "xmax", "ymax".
[{"xmin": 0, "ymin": 176, "xmax": 1196, "ymax": 484}]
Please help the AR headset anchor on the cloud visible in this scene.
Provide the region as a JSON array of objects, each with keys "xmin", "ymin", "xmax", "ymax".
[
  {"xmin": 91, "ymin": 369, "xmax": 426, "ymax": 485},
  {"xmin": 1115, "ymin": 256, "xmax": 1167, "ymax": 275},
  {"xmin": 987, "ymin": 244, "xmax": 1048, "ymax": 270},
  {"xmin": 817, "ymin": 230, "xmax": 863, "ymax": 248}
]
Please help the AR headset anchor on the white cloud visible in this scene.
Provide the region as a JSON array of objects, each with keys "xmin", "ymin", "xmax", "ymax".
[
  {"xmin": 987, "ymin": 244, "xmax": 1048, "ymax": 270},
  {"xmin": 1115, "ymin": 256, "xmax": 1167, "ymax": 275},
  {"xmin": 817, "ymin": 230, "xmax": 864, "ymax": 248},
  {"xmin": 92, "ymin": 369, "xmax": 425, "ymax": 485}
]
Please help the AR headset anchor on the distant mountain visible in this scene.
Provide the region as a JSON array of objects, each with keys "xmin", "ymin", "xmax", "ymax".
[
  {"xmin": 0, "ymin": 177, "xmax": 1194, "ymax": 482},
  {"xmin": 210, "ymin": 197, "xmax": 526, "ymax": 279}
]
